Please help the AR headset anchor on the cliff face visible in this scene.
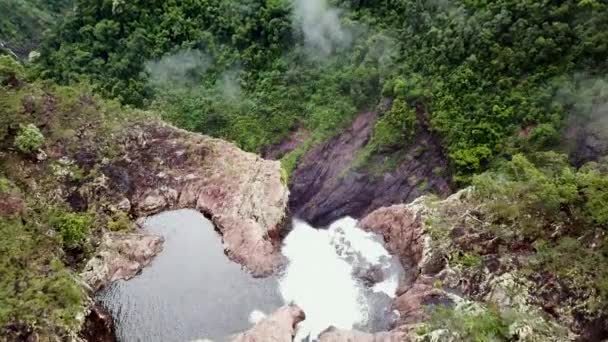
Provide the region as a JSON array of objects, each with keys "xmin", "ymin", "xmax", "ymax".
[{"xmin": 276, "ymin": 109, "xmax": 451, "ymax": 227}]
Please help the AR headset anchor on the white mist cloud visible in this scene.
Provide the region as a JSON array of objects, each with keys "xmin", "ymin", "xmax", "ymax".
[
  {"xmin": 291, "ymin": 0, "xmax": 352, "ymax": 56},
  {"xmin": 145, "ymin": 49, "xmax": 212, "ymax": 88},
  {"xmin": 218, "ymin": 69, "xmax": 242, "ymax": 100}
]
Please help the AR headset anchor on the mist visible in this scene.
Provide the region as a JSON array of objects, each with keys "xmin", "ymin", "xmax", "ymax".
[
  {"xmin": 291, "ymin": 0, "xmax": 352, "ymax": 56},
  {"xmin": 145, "ymin": 49, "xmax": 212, "ymax": 88}
]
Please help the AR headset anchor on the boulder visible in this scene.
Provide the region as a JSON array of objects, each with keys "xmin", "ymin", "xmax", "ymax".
[{"xmin": 230, "ymin": 305, "xmax": 305, "ymax": 342}]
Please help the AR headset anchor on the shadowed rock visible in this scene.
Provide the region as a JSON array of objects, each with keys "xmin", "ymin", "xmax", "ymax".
[{"xmin": 288, "ymin": 109, "xmax": 450, "ymax": 227}]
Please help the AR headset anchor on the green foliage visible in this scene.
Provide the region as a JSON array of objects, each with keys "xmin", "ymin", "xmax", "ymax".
[
  {"xmin": 473, "ymin": 153, "xmax": 608, "ymax": 314},
  {"xmin": 0, "ymin": 55, "xmax": 25, "ymax": 85},
  {"xmin": 49, "ymin": 210, "xmax": 91, "ymax": 249},
  {"xmin": 0, "ymin": 216, "xmax": 85, "ymax": 333},
  {"xmin": 473, "ymin": 153, "xmax": 580, "ymax": 237},
  {"xmin": 423, "ymin": 305, "xmax": 511, "ymax": 341},
  {"xmin": 107, "ymin": 211, "xmax": 132, "ymax": 232},
  {"xmin": 14, "ymin": 124, "xmax": 45, "ymax": 154},
  {"xmin": 450, "ymin": 250, "xmax": 483, "ymax": 269},
  {"xmin": 577, "ymin": 160, "xmax": 608, "ymax": 226},
  {"xmin": 0, "ymin": 0, "xmax": 72, "ymax": 57},
  {"xmin": 33, "ymin": 0, "xmax": 608, "ymax": 178},
  {"xmin": 368, "ymin": 98, "xmax": 417, "ymax": 151}
]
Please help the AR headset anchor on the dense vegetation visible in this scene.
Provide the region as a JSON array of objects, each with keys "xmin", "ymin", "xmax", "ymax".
[
  {"xmin": 35, "ymin": 0, "xmax": 608, "ymax": 180},
  {"xmin": 0, "ymin": 0, "xmax": 72, "ymax": 57}
]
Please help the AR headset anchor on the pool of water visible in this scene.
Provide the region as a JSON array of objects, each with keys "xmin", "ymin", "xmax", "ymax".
[
  {"xmin": 98, "ymin": 209, "xmax": 283, "ymax": 342},
  {"xmin": 98, "ymin": 210, "xmax": 406, "ymax": 342}
]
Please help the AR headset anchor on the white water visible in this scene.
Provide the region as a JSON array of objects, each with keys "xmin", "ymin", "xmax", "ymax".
[{"xmin": 279, "ymin": 217, "xmax": 404, "ymax": 341}]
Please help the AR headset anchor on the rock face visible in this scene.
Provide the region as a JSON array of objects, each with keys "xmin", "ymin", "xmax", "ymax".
[
  {"xmin": 288, "ymin": 109, "xmax": 450, "ymax": 227},
  {"xmin": 79, "ymin": 305, "xmax": 115, "ymax": 342},
  {"xmin": 81, "ymin": 232, "xmax": 164, "ymax": 292},
  {"xmin": 230, "ymin": 305, "xmax": 305, "ymax": 342},
  {"xmin": 94, "ymin": 123, "xmax": 290, "ymax": 277},
  {"xmin": 359, "ymin": 196, "xmax": 450, "ymax": 328}
]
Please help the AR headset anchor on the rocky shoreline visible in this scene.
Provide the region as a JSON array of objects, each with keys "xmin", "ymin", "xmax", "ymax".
[{"xmin": 75, "ymin": 122, "xmax": 290, "ymax": 340}]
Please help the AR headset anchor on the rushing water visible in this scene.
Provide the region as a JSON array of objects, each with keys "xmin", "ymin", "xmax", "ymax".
[
  {"xmin": 279, "ymin": 218, "xmax": 404, "ymax": 340},
  {"xmin": 98, "ymin": 210, "xmax": 283, "ymax": 342},
  {"xmin": 99, "ymin": 211, "xmax": 405, "ymax": 342}
]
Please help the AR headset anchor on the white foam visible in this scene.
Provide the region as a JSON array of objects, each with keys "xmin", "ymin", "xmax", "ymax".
[
  {"xmin": 279, "ymin": 218, "xmax": 403, "ymax": 341},
  {"xmin": 248, "ymin": 309, "xmax": 267, "ymax": 324}
]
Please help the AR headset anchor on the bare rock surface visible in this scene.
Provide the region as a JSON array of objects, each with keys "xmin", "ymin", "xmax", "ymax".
[
  {"xmin": 94, "ymin": 122, "xmax": 289, "ymax": 277},
  {"xmin": 288, "ymin": 109, "xmax": 450, "ymax": 227},
  {"xmin": 81, "ymin": 232, "xmax": 164, "ymax": 292},
  {"xmin": 230, "ymin": 305, "xmax": 305, "ymax": 342}
]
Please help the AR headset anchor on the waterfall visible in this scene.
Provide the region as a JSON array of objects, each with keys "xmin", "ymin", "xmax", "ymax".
[{"xmin": 278, "ymin": 217, "xmax": 404, "ymax": 341}]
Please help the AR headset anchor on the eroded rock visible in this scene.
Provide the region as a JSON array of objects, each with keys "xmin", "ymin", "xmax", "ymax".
[
  {"xmin": 81, "ymin": 232, "xmax": 164, "ymax": 292},
  {"xmin": 230, "ymin": 305, "xmax": 305, "ymax": 342},
  {"xmin": 96, "ymin": 122, "xmax": 290, "ymax": 277}
]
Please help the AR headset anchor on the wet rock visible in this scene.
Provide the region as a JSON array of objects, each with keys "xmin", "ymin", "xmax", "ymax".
[
  {"xmin": 80, "ymin": 304, "xmax": 115, "ymax": 342},
  {"xmin": 360, "ymin": 204, "xmax": 424, "ymax": 270},
  {"xmin": 288, "ymin": 110, "xmax": 450, "ymax": 226},
  {"xmin": 230, "ymin": 305, "xmax": 305, "ymax": 342},
  {"xmin": 81, "ymin": 232, "xmax": 164, "ymax": 292}
]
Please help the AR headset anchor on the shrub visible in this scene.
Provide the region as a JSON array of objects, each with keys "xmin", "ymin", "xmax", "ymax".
[
  {"xmin": 423, "ymin": 305, "xmax": 511, "ymax": 341},
  {"xmin": 368, "ymin": 97, "xmax": 417, "ymax": 152},
  {"xmin": 107, "ymin": 211, "xmax": 132, "ymax": 231},
  {"xmin": 14, "ymin": 124, "xmax": 45, "ymax": 154},
  {"xmin": 0, "ymin": 55, "xmax": 24, "ymax": 86},
  {"xmin": 50, "ymin": 211, "xmax": 92, "ymax": 249}
]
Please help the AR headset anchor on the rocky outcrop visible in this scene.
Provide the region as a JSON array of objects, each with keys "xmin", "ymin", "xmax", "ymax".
[
  {"xmin": 79, "ymin": 305, "xmax": 115, "ymax": 342},
  {"xmin": 288, "ymin": 109, "xmax": 450, "ymax": 227},
  {"xmin": 90, "ymin": 122, "xmax": 289, "ymax": 277},
  {"xmin": 81, "ymin": 232, "xmax": 164, "ymax": 292},
  {"xmin": 357, "ymin": 189, "xmax": 575, "ymax": 341},
  {"xmin": 230, "ymin": 305, "xmax": 305, "ymax": 342}
]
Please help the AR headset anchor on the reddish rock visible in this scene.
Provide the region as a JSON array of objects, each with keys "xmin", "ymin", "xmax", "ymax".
[
  {"xmin": 96, "ymin": 123, "xmax": 290, "ymax": 277},
  {"xmin": 359, "ymin": 205, "xmax": 423, "ymax": 269},
  {"xmin": 230, "ymin": 305, "xmax": 305, "ymax": 342},
  {"xmin": 81, "ymin": 232, "xmax": 164, "ymax": 292}
]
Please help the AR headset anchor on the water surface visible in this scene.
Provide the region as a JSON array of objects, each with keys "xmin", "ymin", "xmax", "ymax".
[{"xmin": 98, "ymin": 210, "xmax": 283, "ymax": 342}]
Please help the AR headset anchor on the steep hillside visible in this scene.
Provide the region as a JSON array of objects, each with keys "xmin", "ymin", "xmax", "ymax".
[{"xmin": 34, "ymin": 0, "xmax": 608, "ymax": 182}]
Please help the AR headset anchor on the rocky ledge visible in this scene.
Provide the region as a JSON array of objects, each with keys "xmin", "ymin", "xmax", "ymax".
[{"xmin": 81, "ymin": 122, "xmax": 289, "ymax": 282}]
